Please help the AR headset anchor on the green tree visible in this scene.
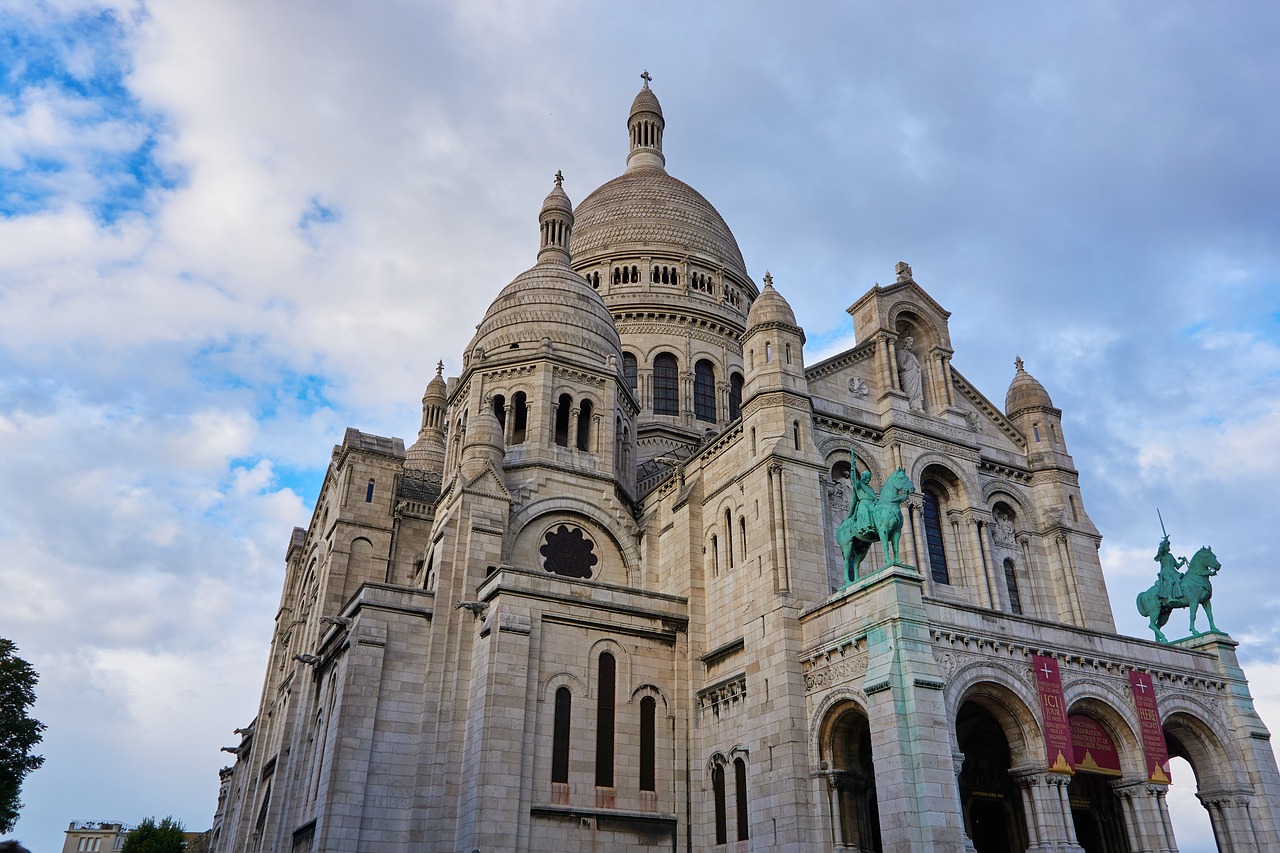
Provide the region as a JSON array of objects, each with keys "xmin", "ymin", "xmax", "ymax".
[
  {"xmin": 122, "ymin": 816, "xmax": 187, "ymax": 853},
  {"xmin": 0, "ymin": 638, "xmax": 44, "ymax": 835}
]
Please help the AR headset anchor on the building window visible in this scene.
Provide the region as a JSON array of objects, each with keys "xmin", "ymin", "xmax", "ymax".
[
  {"xmin": 694, "ymin": 359, "xmax": 716, "ymax": 422},
  {"xmin": 653, "ymin": 354, "xmax": 679, "ymax": 415},
  {"xmin": 552, "ymin": 687, "xmax": 571, "ymax": 782},
  {"xmin": 728, "ymin": 372, "xmax": 743, "ymax": 420},
  {"xmin": 365, "ymin": 479, "xmax": 375, "ymax": 502},
  {"xmin": 596, "ymin": 653, "xmax": 616, "ymax": 787},
  {"xmin": 739, "ymin": 517, "xmax": 747, "ymax": 562},
  {"xmin": 710, "ymin": 534, "xmax": 719, "ymax": 575},
  {"xmin": 554, "ymin": 393, "xmax": 571, "ymax": 446},
  {"xmin": 712, "ymin": 763, "xmax": 728, "ymax": 844},
  {"xmin": 793, "ymin": 420, "xmax": 800, "ymax": 450},
  {"xmin": 1004, "ymin": 558, "xmax": 1023, "ymax": 615},
  {"xmin": 492, "ymin": 394, "xmax": 506, "ymax": 431},
  {"xmin": 785, "ymin": 342, "xmax": 791, "ymax": 364},
  {"xmin": 623, "ymin": 353, "xmax": 638, "ymax": 391},
  {"xmin": 640, "ymin": 696, "xmax": 656, "ymax": 791},
  {"xmin": 725, "ymin": 509, "xmax": 735, "ymax": 569},
  {"xmin": 734, "ymin": 758, "xmax": 749, "ymax": 841},
  {"xmin": 1033, "ymin": 423, "xmax": 1041, "ymax": 442},
  {"xmin": 511, "ymin": 392, "xmax": 528, "ymax": 444},
  {"xmin": 922, "ymin": 488, "xmax": 950, "ymax": 584},
  {"xmin": 577, "ymin": 399, "xmax": 593, "ymax": 451},
  {"xmin": 765, "ymin": 342, "xmax": 772, "ymax": 363}
]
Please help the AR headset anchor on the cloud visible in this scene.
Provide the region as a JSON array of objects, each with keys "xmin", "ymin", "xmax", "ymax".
[{"xmin": 3, "ymin": 3, "xmax": 1280, "ymax": 850}]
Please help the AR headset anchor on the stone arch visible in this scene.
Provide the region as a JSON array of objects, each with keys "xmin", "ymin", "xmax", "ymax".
[
  {"xmin": 541, "ymin": 670, "xmax": 586, "ymax": 702},
  {"xmin": 505, "ymin": 497, "xmax": 641, "ymax": 574},
  {"xmin": 887, "ymin": 303, "xmax": 942, "ymax": 350},
  {"xmin": 629, "ymin": 683, "xmax": 668, "ymax": 710},
  {"xmin": 588, "ymin": 637, "xmax": 630, "ymax": 698},
  {"xmin": 1158, "ymin": 694, "xmax": 1249, "ymax": 791},
  {"xmin": 910, "ymin": 453, "xmax": 978, "ymax": 506},
  {"xmin": 981, "ymin": 480, "xmax": 1032, "ymax": 511},
  {"xmin": 815, "ymin": 694, "xmax": 882, "ymax": 850},
  {"xmin": 809, "ymin": 687, "xmax": 870, "ymax": 765},
  {"xmin": 1063, "ymin": 679, "xmax": 1146, "ymax": 777},
  {"xmin": 946, "ymin": 660, "xmax": 1042, "ymax": 762}
]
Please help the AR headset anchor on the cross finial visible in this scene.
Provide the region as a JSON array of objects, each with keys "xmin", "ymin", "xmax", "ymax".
[
  {"xmin": 763, "ymin": 270, "xmax": 773, "ymax": 287},
  {"xmin": 436, "ymin": 360, "xmax": 444, "ymax": 377},
  {"xmin": 554, "ymin": 169, "xmax": 564, "ymax": 188},
  {"xmin": 1015, "ymin": 356, "xmax": 1024, "ymax": 372},
  {"xmin": 641, "ymin": 70, "xmax": 652, "ymax": 88}
]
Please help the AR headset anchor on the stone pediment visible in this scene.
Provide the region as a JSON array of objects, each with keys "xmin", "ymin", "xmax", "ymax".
[{"xmin": 461, "ymin": 465, "xmax": 513, "ymax": 503}]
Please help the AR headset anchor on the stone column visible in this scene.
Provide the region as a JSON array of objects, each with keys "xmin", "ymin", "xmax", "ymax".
[
  {"xmin": 567, "ymin": 406, "xmax": 580, "ymax": 449},
  {"xmin": 1147, "ymin": 784, "xmax": 1177, "ymax": 853},
  {"xmin": 1045, "ymin": 772, "xmax": 1084, "ymax": 852},
  {"xmin": 971, "ymin": 517, "xmax": 997, "ymax": 609},
  {"xmin": 1011, "ymin": 768, "xmax": 1051, "ymax": 851},
  {"xmin": 502, "ymin": 404, "xmax": 514, "ymax": 445},
  {"xmin": 953, "ymin": 751, "xmax": 979, "ymax": 852},
  {"xmin": 1112, "ymin": 782, "xmax": 1145, "ymax": 852},
  {"xmin": 903, "ymin": 498, "xmax": 923, "ymax": 570},
  {"xmin": 886, "ymin": 336, "xmax": 901, "ymax": 392},
  {"xmin": 941, "ymin": 354, "xmax": 956, "ymax": 407}
]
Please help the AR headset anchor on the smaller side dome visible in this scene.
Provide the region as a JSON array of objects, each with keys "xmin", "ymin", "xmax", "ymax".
[
  {"xmin": 1005, "ymin": 356, "xmax": 1055, "ymax": 414},
  {"xmin": 746, "ymin": 272, "xmax": 799, "ymax": 329}
]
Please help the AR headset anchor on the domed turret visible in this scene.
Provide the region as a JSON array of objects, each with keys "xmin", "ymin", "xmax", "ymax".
[
  {"xmin": 627, "ymin": 70, "xmax": 665, "ymax": 172},
  {"xmin": 405, "ymin": 361, "xmax": 448, "ymax": 473},
  {"xmin": 746, "ymin": 277, "xmax": 799, "ymax": 329},
  {"xmin": 468, "ymin": 174, "xmax": 622, "ymax": 369},
  {"xmin": 1005, "ymin": 356, "xmax": 1054, "ymax": 416}
]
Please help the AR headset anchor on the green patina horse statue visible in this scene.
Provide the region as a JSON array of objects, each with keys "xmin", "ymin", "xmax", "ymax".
[
  {"xmin": 1135, "ymin": 545, "xmax": 1221, "ymax": 643},
  {"xmin": 836, "ymin": 467, "xmax": 914, "ymax": 585}
]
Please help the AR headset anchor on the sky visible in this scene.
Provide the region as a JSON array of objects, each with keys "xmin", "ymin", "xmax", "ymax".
[{"xmin": 1, "ymin": 2, "xmax": 1278, "ymax": 851}]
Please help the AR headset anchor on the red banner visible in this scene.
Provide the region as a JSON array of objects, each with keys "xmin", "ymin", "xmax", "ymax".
[
  {"xmin": 1128, "ymin": 670, "xmax": 1171, "ymax": 783},
  {"xmin": 1033, "ymin": 654, "xmax": 1074, "ymax": 774},
  {"xmin": 1069, "ymin": 714, "xmax": 1122, "ymax": 776}
]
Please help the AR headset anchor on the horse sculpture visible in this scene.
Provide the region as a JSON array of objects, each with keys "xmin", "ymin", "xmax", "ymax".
[
  {"xmin": 836, "ymin": 467, "xmax": 914, "ymax": 584},
  {"xmin": 1135, "ymin": 545, "xmax": 1221, "ymax": 643}
]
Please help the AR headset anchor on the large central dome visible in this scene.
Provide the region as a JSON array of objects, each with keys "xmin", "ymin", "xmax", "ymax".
[
  {"xmin": 570, "ymin": 166, "xmax": 748, "ymax": 279},
  {"xmin": 569, "ymin": 78, "xmax": 750, "ymax": 283}
]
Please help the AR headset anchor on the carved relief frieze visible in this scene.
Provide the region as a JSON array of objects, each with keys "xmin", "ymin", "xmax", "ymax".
[
  {"xmin": 893, "ymin": 431, "xmax": 981, "ymax": 462},
  {"xmin": 801, "ymin": 638, "xmax": 870, "ymax": 693},
  {"xmin": 811, "ymin": 416, "xmax": 882, "ymax": 442},
  {"xmin": 979, "ymin": 459, "xmax": 1034, "ymax": 484}
]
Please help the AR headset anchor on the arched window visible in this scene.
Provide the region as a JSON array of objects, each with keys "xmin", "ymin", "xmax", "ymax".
[
  {"xmin": 785, "ymin": 342, "xmax": 792, "ymax": 364},
  {"xmin": 551, "ymin": 687, "xmax": 571, "ymax": 783},
  {"xmin": 728, "ymin": 372, "xmax": 743, "ymax": 420},
  {"xmin": 739, "ymin": 517, "xmax": 747, "ymax": 562},
  {"xmin": 710, "ymin": 534, "xmax": 719, "ymax": 575},
  {"xmin": 622, "ymin": 353, "xmax": 638, "ymax": 391},
  {"xmin": 631, "ymin": 265, "xmax": 638, "ymax": 282},
  {"xmin": 725, "ymin": 508, "xmax": 734, "ymax": 569},
  {"xmin": 793, "ymin": 420, "xmax": 801, "ymax": 450},
  {"xmin": 1004, "ymin": 558, "xmax": 1022, "ymax": 615},
  {"xmin": 653, "ymin": 353, "xmax": 679, "ymax": 416},
  {"xmin": 576, "ymin": 399, "xmax": 593, "ymax": 451},
  {"xmin": 765, "ymin": 342, "xmax": 772, "ymax": 363},
  {"xmin": 922, "ymin": 487, "xmax": 950, "ymax": 584},
  {"xmin": 1069, "ymin": 494, "xmax": 1079, "ymax": 522},
  {"xmin": 554, "ymin": 393, "xmax": 571, "ymax": 447},
  {"xmin": 734, "ymin": 758, "xmax": 749, "ymax": 841},
  {"xmin": 491, "ymin": 394, "xmax": 506, "ymax": 432},
  {"xmin": 694, "ymin": 359, "xmax": 716, "ymax": 422},
  {"xmin": 712, "ymin": 763, "xmax": 727, "ymax": 845},
  {"xmin": 640, "ymin": 696, "xmax": 656, "ymax": 792},
  {"xmin": 511, "ymin": 392, "xmax": 528, "ymax": 444},
  {"xmin": 596, "ymin": 653, "xmax": 615, "ymax": 787}
]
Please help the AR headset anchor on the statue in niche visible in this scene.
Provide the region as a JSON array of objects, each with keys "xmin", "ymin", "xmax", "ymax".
[
  {"xmin": 990, "ymin": 509, "xmax": 1016, "ymax": 553},
  {"xmin": 1135, "ymin": 529, "xmax": 1222, "ymax": 643},
  {"xmin": 896, "ymin": 336, "xmax": 924, "ymax": 411}
]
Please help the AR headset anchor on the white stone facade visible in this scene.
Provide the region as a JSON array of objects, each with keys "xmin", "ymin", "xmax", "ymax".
[{"xmin": 211, "ymin": 81, "xmax": 1280, "ymax": 852}]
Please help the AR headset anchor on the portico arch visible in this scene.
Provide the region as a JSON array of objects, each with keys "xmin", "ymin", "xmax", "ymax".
[{"xmin": 817, "ymin": 698, "xmax": 882, "ymax": 851}]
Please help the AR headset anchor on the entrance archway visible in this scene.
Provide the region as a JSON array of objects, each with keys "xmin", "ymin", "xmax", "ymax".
[
  {"xmin": 822, "ymin": 703, "xmax": 882, "ymax": 851},
  {"xmin": 957, "ymin": 701, "xmax": 1027, "ymax": 853},
  {"xmin": 1066, "ymin": 711, "xmax": 1130, "ymax": 852}
]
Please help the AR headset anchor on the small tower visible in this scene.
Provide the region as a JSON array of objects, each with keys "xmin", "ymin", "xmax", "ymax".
[
  {"xmin": 538, "ymin": 171, "xmax": 573, "ymax": 264},
  {"xmin": 1005, "ymin": 356, "xmax": 1069, "ymax": 460},
  {"xmin": 626, "ymin": 70, "xmax": 665, "ymax": 172},
  {"xmin": 405, "ymin": 361, "xmax": 447, "ymax": 475},
  {"xmin": 742, "ymin": 273, "xmax": 808, "ymax": 399}
]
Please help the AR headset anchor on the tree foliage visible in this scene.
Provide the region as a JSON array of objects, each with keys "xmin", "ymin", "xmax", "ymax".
[
  {"xmin": 0, "ymin": 638, "xmax": 44, "ymax": 835},
  {"xmin": 122, "ymin": 816, "xmax": 187, "ymax": 853}
]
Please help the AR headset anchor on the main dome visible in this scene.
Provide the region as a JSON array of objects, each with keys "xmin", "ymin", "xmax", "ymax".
[{"xmin": 570, "ymin": 166, "xmax": 749, "ymax": 279}]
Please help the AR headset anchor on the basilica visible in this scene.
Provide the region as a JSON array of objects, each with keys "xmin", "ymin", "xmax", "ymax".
[{"xmin": 208, "ymin": 79, "xmax": 1280, "ymax": 852}]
